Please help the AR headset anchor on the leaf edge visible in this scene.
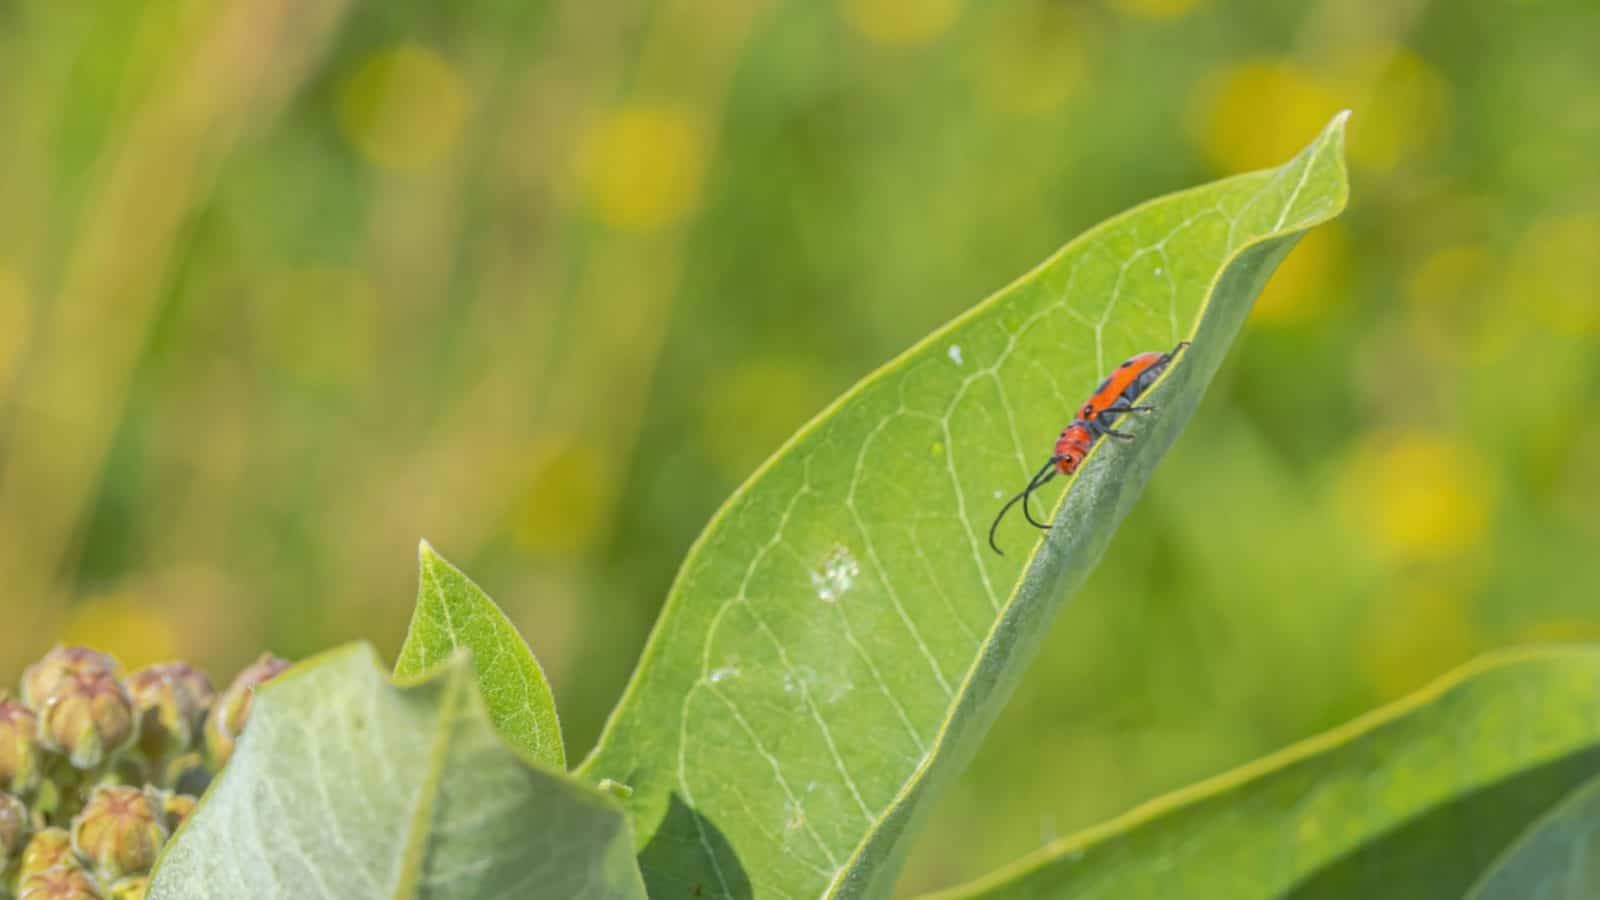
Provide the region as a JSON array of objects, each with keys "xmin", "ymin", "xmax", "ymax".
[{"xmin": 919, "ymin": 641, "xmax": 1600, "ymax": 900}]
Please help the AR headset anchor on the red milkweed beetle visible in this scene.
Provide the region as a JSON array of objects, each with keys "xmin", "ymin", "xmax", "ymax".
[{"xmin": 987, "ymin": 341, "xmax": 1189, "ymax": 555}]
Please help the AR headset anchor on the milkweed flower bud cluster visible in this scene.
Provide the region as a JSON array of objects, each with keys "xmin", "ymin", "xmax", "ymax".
[{"xmin": 1, "ymin": 647, "xmax": 288, "ymax": 899}]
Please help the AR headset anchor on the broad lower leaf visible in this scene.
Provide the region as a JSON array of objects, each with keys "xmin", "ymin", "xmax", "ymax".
[
  {"xmin": 396, "ymin": 540, "xmax": 564, "ymax": 768},
  {"xmin": 928, "ymin": 645, "xmax": 1600, "ymax": 900},
  {"xmin": 1467, "ymin": 769, "xmax": 1600, "ymax": 900},
  {"xmin": 577, "ymin": 114, "xmax": 1350, "ymax": 898},
  {"xmin": 148, "ymin": 644, "xmax": 644, "ymax": 900}
]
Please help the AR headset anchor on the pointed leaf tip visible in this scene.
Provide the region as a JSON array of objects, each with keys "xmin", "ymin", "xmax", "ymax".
[{"xmin": 397, "ymin": 543, "xmax": 565, "ymax": 768}]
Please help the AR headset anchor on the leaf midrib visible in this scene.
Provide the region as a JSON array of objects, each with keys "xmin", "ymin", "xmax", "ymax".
[{"xmin": 392, "ymin": 662, "xmax": 465, "ymax": 899}]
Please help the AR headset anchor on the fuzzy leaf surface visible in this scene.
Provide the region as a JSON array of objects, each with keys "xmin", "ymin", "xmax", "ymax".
[
  {"xmin": 397, "ymin": 540, "xmax": 564, "ymax": 768},
  {"xmin": 578, "ymin": 115, "xmax": 1351, "ymax": 898},
  {"xmin": 931, "ymin": 646, "xmax": 1600, "ymax": 900},
  {"xmin": 148, "ymin": 644, "xmax": 644, "ymax": 900}
]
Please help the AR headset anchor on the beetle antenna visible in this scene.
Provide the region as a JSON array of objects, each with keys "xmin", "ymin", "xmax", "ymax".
[
  {"xmin": 988, "ymin": 459, "xmax": 1060, "ymax": 555},
  {"xmin": 1019, "ymin": 466, "xmax": 1058, "ymax": 529}
]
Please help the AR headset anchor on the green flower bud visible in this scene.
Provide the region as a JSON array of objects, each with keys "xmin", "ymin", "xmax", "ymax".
[
  {"xmin": 204, "ymin": 653, "xmax": 289, "ymax": 767},
  {"xmin": 18, "ymin": 828, "xmax": 79, "ymax": 881},
  {"xmin": 37, "ymin": 673, "xmax": 136, "ymax": 770},
  {"xmin": 107, "ymin": 876, "xmax": 148, "ymax": 900},
  {"xmin": 0, "ymin": 699, "xmax": 42, "ymax": 795},
  {"xmin": 18, "ymin": 866, "xmax": 104, "ymax": 900},
  {"xmin": 70, "ymin": 786, "xmax": 167, "ymax": 882},
  {"xmin": 1, "ymin": 791, "xmax": 28, "ymax": 861},
  {"xmin": 123, "ymin": 663, "xmax": 213, "ymax": 761},
  {"xmin": 21, "ymin": 648, "xmax": 118, "ymax": 710}
]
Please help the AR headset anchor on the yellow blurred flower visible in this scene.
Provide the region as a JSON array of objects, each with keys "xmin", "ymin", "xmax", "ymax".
[
  {"xmin": 337, "ymin": 44, "xmax": 473, "ymax": 172},
  {"xmin": 1189, "ymin": 60, "xmax": 1345, "ymax": 173},
  {"xmin": 510, "ymin": 437, "xmax": 610, "ymax": 558},
  {"xmin": 253, "ymin": 267, "xmax": 378, "ymax": 387},
  {"xmin": 574, "ymin": 105, "xmax": 707, "ymax": 232},
  {"xmin": 1359, "ymin": 580, "xmax": 1479, "ymax": 700},
  {"xmin": 701, "ymin": 358, "xmax": 832, "ymax": 482},
  {"xmin": 0, "ymin": 266, "xmax": 28, "ymax": 393},
  {"xmin": 60, "ymin": 595, "xmax": 180, "ymax": 672},
  {"xmin": 1505, "ymin": 215, "xmax": 1600, "ymax": 336},
  {"xmin": 1190, "ymin": 46, "xmax": 1449, "ymax": 174},
  {"xmin": 841, "ymin": 0, "xmax": 963, "ymax": 47},
  {"xmin": 1337, "ymin": 431, "xmax": 1493, "ymax": 564},
  {"xmin": 968, "ymin": 4, "xmax": 1085, "ymax": 120},
  {"xmin": 1341, "ymin": 46, "xmax": 1451, "ymax": 173},
  {"xmin": 1406, "ymin": 243, "xmax": 1524, "ymax": 364},
  {"xmin": 1107, "ymin": 0, "xmax": 1206, "ymax": 21},
  {"xmin": 1251, "ymin": 223, "xmax": 1347, "ymax": 325}
]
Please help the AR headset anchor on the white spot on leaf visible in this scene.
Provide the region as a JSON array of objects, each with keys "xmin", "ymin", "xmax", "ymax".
[
  {"xmin": 784, "ymin": 663, "xmax": 853, "ymax": 704},
  {"xmin": 810, "ymin": 546, "xmax": 860, "ymax": 603},
  {"xmin": 708, "ymin": 663, "xmax": 740, "ymax": 684},
  {"xmin": 783, "ymin": 665, "xmax": 817, "ymax": 694},
  {"xmin": 947, "ymin": 344, "xmax": 964, "ymax": 365}
]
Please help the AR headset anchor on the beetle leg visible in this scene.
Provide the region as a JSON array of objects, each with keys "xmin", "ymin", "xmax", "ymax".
[{"xmin": 1097, "ymin": 405, "xmax": 1153, "ymax": 422}]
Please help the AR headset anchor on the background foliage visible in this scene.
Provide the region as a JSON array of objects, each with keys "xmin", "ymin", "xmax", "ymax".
[{"xmin": 0, "ymin": 0, "xmax": 1596, "ymax": 894}]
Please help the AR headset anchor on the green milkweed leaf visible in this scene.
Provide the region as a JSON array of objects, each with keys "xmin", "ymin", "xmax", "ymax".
[
  {"xmin": 396, "ymin": 540, "xmax": 564, "ymax": 768},
  {"xmin": 928, "ymin": 646, "xmax": 1600, "ymax": 900},
  {"xmin": 1467, "ymin": 765, "xmax": 1600, "ymax": 900},
  {"xmin": 577, "ymin": 114, "xmax": 1352, "ymax": 898},
  {"xmin": 147, "ymin": 645, "xmax": 643, "ymax": 899}
]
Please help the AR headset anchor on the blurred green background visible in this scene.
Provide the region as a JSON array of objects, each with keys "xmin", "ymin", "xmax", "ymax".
[{"xmin": 2, "ymin": 0, "xmax": 1598, "ymax": 892}]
